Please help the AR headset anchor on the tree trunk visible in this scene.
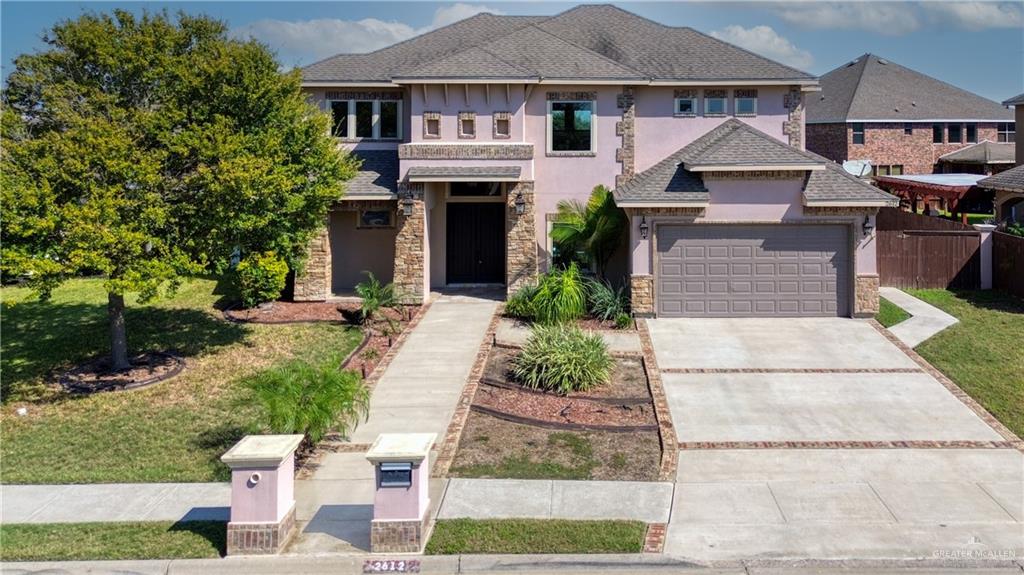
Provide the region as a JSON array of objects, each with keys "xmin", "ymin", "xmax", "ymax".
[{"xmin": 108, "ymin": 292, "xmax": 131, "ymax": 371}]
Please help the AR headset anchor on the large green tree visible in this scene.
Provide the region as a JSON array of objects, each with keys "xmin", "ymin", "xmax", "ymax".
[{"xmin": 2, "ymin": 11, "xmax": 356, "ymax": 370}]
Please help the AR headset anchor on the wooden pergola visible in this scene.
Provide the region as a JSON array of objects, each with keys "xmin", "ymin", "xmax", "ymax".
[{"xmin": 873, "ymin": 174, "xmax": 986, "ymax": 225}]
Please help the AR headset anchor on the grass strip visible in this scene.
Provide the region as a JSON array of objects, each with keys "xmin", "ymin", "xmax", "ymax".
[
  {"xmin": 425, "ymin": 518, "xmax": 646, "ymax": 555},
  {"xmin": 0, "ymin": 521, "xmax": 225, "ymax": 561}
]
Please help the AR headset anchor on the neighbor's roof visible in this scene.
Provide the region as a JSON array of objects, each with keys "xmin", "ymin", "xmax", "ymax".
[
  {"xmin": 878, "ymin": 173, "xmax": 987, "ymax": 188},
  {"xmin": 614, "ymin": 119, "xmax": 896, "ymax": 206},
  {"xmin": 939, "ymin": 141, "xmax": 1016, "ymax": 165},
  {"xmin": 304, "ymin": 5, "xmax": 815, "ymax": 84},
  {"xmin": 979, "ymin": 164, "xmax": 1024, "ymax": 193},
  {"xmin": 807, "ymin": 54, "xmax": 1012, "ymax": 123},
  {"xmin": 406, "ymin": 166, "xmax": 521, "ymax": 181},
  {"xmin": 1003, "ymin": 93, "xmax": 1024, "ymax": 106},
  {"xmin": 345, "ymin": 150, "xmax": 399, "ymax": 198}
]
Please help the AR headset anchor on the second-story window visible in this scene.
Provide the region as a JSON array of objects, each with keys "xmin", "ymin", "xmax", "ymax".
[
  {"xmin": 330, "ymin": 101, "xmax": 349, "ymax": 138},
  {"xmin": 328, "ymin": 98, "xmax": 403, "ymax": 140},
  {"xmin": 674, "ymin": 89, "xmax": 697, "ymax": 117},
  {"xmin": 852, "ymin": 123, "xmax": 865, "ymax": 145},
  {"xmin": 704, "ymin": 89, "xmax": 727, "ymax": 116},
  {"xmin": 355, "ymin": 101, "xmax": 373, "ymax": 138},
  {"xmin": 932, "ymin": 123, "xmax": 944, "ymax": 144},
  {"xmin": 458, "ymin": 111, "xmax": 476, "ymax": 139},
  {"xmin": 734, "ymin": 89, "xmax": 757, "ymax": 116},
  {"xmin": 549, "ymin": 100, "xmax": 594, "ymax": 153},
  {"xmin": 966, "ymin": 124, "xmax": 977, "ymax": 143},
  {"xmin": 380, "ymin": 101, "xmax": 399, "ymax": 139},
  {"xmin": 998, "ymin": 122, "xmax": 1015, "ymax": 143},
  {"xmin": 947, "ymin": 123, "xmax": 962, "ymax": 144},
  {"xmin": 904, "ymin": 123, "xmax": 913, "ymax": 135}
]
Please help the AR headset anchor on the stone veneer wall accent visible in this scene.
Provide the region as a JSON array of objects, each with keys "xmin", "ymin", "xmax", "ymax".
[
  {"xmin": 399, "ymin": 143, "xmax": 532, "ymax": 160},
  {"xmin": 292, "ymin": 223, "xmax": 331, "ymax": 301},
  {"xmin": 616, "ymin": 86, "xmax": 636, "ymax": 188},
  {"xmin": 492, "ymin": 111, "xmax": 512, "ymax": 139},
  {"xmin": 631, "ymin": 275, "xmax": 655, "ymax": 316},
  {"xmin": 336, "ymin": 199, "xmax": 395, "ymax": 212},
  {"xmin": 325, "ymin": 90, "xmax": 402, "ymax": 101},
  {"xmin": 370, "ymin": 514, "xmax": 431, "ymax": 553},
  {"xmin": 783, "ymin": 87, "xmax": 804, "ymax": 148},
  {"xmin": 803, "ymin": 206, "xmax": 880, "ymax": 216},
  {"xmin": 625, "ymin": 207, "xmax": 705, "ymax": 218},
  {"xmin": 506, "ymin": 181, "xmax": 538, "ymax": 293},
  {"xmin": 393, "ymin": 182, "xmax": 426, "ymax": 304},
  {"xmin": 855, "ymin": 274, "xmax": 880, "ymax": 317},
  {"xmin": 226, "ymin": 506, "xmax": 296, "ymax": 556},
  {"xmin": 546, "ymin": 91, "xmax": 597, "ymax": 101},
  {"xmin": 457, "ymin": 111, "xmax": 476, "ymax": 139}
]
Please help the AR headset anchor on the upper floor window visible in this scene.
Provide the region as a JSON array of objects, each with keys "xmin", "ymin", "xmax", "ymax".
[
  {"xmin": 423, "ymin": 112, "xmax": 441, "ymax": 139},
  {"xmin": 548, "ymin": 100, "xmax": 594, "ymax": 153},
  {"xmin": 674, "ymin": 89, "xmax": 697, "ymax": 117},
  {"xmin": 998, "ymin": 122, "xmax": 1015, "ymax": 143},
  {"xmin": 852, "ymin": 123, "xmax": 865, "ymax": 145},
  {"xmin": 704, "ymin": 89, "xmax": 727, "ymax": 116},
  {"xmin": 947, "ymin": 123, "xmax": 962, "ymax": 144},
  {"xmin": 966, "ymin": 124, "xmax": 977, "ymax": 143},
  {"xmin": 904, "ymin": 123, "xmax": 913, "ymax": 135},
  {"xmin": 329, "ymin": 98, "xmax": 402, "ymax": 140},
  {"xmin": 493, "ymin": 111, "xmax": 511, "ymax": 139},
  {"xmin": 873, "ymin": 164, "xmax": 903, "ymax": 176},
  {"xmin": 458, "ymin": 111, "xmax": 476, "ymax": 139},
  {"xmin": 932, "ymin": 123, "xmax": 944, "ymax": 144},
  {"xmin": 734, "ymin": 89, "xmax": 757, "ymax": 117}
]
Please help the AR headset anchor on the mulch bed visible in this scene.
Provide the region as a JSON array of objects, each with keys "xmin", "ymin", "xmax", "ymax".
[
  {"xmin": 59, "ymin": 351, "xmax": 184, "ymax": 394},
  {"xmin": 340, "ymin": 307, "xmax": 415, "ymax": 377},
  {"xmin": 224, "ymin": 301, "xmax": 359, "ymax": 324},
  {"xmin": 504, "ymin": 316, "xmax": 636, "ymax": 332}
]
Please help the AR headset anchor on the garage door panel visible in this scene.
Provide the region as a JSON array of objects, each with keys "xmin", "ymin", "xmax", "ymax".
[{"xmin": 656, "ymin": 225, "xmax": 849, "ymax": 318}]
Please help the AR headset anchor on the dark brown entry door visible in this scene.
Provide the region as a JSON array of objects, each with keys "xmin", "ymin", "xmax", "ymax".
[{"xmin": 446, "ymin": 202, "xmax": 505, "ymax": 284}]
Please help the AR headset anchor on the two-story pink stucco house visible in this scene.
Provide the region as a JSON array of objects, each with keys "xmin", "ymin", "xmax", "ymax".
[{"xmin": 293, "ymin": 4, "xmax": 897, "ymax": 318}]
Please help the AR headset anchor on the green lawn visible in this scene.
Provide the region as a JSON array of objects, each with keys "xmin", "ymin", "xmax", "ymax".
[
  {"xmin": 0, "ymin": 521, "xmax": 225, "ymax": 561},
  {"xmin": 1, "ymin": 277, "xmax": 362, "ymax": 483},
  {"xmin": 907, "ymin": 289, "xmax": 1024, "ymax": 438},
  {"xmin": 425, "ymin": 519, "xmax": 646, "ymax": 555},
  {"xmin": 934, "ymin": 210, "xmax": 994, "ymax": 226},
  {"xmin": 876, "ymin": 297, "xmax": 911, "ymax": 327}
]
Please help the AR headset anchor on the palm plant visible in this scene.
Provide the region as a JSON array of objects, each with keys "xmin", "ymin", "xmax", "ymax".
[
  {"xmin": 550, "ymin": 185, "xmax": 626, "ymax": 279},
  {"xmin": 355, "ymin": 271, "xmax": 400, "ymax": 323}
]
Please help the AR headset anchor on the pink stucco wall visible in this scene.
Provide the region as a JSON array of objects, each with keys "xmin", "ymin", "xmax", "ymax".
[
  {"xmin": 410, "ymin": 84, "xmax": 526, "ymax": 142},
  {"xmin": 229, "ymin": 454, "xmax": 294, "ymax": 524},
  {"xmin": 372, "ymin": 461, "xmax": 430, "ymax": 521}
]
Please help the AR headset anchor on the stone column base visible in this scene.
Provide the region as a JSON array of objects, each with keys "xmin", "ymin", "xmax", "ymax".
[
  {"xmin": 370, "ymin": 514, "xmax": 431, "ymax": 554},
  {"xmin": 630, "ymin": 275, "xmax": 655, "ymax": 317},
  {"xmin": 854, "ymin": 274, "xmax": 880, "ymax": 318},
  {"xmin": 226, "ymin": 505, "xmax": 296, "ymax": 556}
]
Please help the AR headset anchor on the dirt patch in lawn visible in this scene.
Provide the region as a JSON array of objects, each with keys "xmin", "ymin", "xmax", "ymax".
[
  {"xmin": 224, "ymin": 301, "xmax": 354, "ymax": 324},
  {"xmin": 450, "ymin": 412, "xmax": 661, "ymax": 481},
  {"xmin": 59, "ymin": 352, "xmax": 184, "ymax": 394}
]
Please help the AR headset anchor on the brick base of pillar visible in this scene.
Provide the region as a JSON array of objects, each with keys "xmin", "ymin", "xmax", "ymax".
[
  {"xmin": 226, "ymin": 505, "xmax": 296, "ymax": 556},
  {"xmin": 370, "ymin": 513, "xmax": 431, "ymax": 554}
]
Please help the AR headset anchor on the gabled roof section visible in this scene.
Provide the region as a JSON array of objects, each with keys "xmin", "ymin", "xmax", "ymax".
[
  {"xmin": 939, "ymin": 141, "xmax": 1016, "ymax": 165},
  {"xmin": 807, "ymin": 54, "xmax": 1013, "ymax": 123},
  {"xmin": 612, "ymin": 148, "xmax": 709, "ymax": 205},
  {"xmin": 979, "ymin": 164, "xmax": 1024, "ymax": 193},
  {"xmin": 303, "ymin": 5, "xmax": 816, "ymax": 84},
  {"xmin": 680, "ymin": 119, "xmax": 824, "ymax": 170},
  {"xmin": 803, "ymin": 163, "xmax": 899, "ymax": 206}
]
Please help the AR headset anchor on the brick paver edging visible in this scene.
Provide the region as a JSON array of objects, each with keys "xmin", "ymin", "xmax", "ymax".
[
  {"xmin": 679, "ymin": 440, "xmax": 1020, "ymax": 450},
  {"xmin": 663, "ymin": 367, "xmax": 923, "ymax": 374},
  {"xmin": 869, "ymin": 319, "xmax": 1024, "ymax": 451},
  {"xmin": 637, "ymin": 319, "xmax": 679, "ymax": 481},
  {"xmin": 642, "ymin": 523, "xmax": 667, "ymax": 554},
  {"xmin": 432, "ymin": 305, "xmax": 504, "ymax": 478}
]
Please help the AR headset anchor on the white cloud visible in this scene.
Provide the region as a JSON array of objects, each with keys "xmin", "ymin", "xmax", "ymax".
[
  {"xmin": 710, "ymin": 25, "xmax": 814, "ymax": 70},
  {"xmin": 769, "ymin": 2, "xmax": 921, "ymax": 35},
  {"xmin": 922, "ymin": 2, "xmax": 1023, "ymax": 30},
  {"xmin": 231, "ymin": 4, "xmax": 502, "ymax": 66}
]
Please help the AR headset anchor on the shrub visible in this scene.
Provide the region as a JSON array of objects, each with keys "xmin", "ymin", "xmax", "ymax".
[
  {"xmin": 532, "ymin": 263, "xmax": 587, "ymax": 324},
  {"xmin": 1006, "ymin": 223, "xmax": 1024, "ymax": 238},
  {"xmin": 586, "ymin": 278, "xmax": 630, "ymax": 322},
  {"xmin": 236, "ymin": 252, "xmax": 288, "ymax": 308},
  {"xmin": 614, "ymin": 312, "xmax": 633, "ymax": 330},
  {"xmin": 355, "ymin": 271, "xmax": 400, "ymax": 323},
  {"xmin": 248, "ymin": 360, "xmax": 369, "ymax": 444},
  {"xmin": 511, "ymin": 324, "xmax": 613, "ymax": 394},
  {"xmin": 505, "ymin": 284, "xmax": 537, "ymax": 319}
]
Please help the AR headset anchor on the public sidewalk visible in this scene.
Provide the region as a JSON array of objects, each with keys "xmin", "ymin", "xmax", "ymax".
[
  {"xmin": 0, "ymin": 483, "xmax": 228, "ymax": 524},
  {"xmin": 878, "ymin": 286, "xmax": 959, "ymax": 348}
]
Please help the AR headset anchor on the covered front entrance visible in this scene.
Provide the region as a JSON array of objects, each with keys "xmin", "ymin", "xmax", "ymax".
[{"xmin": 446, "ymin": 201, "xmax": 505, "ymax": 284}]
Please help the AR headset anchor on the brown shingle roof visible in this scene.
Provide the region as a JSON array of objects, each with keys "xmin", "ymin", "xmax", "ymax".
[
  {"xmin": 939, "ymin": 141, "xmax": 1016, "ymax": 165},
  {"xmin": 979, "ymin": 164, "xmax": 1024, "ymax": 193}
]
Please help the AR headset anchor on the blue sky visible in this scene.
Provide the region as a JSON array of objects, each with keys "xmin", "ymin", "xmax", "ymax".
[{"xmin": 3, "ymin": 1, "xmax": 1022, "ymax": 102}]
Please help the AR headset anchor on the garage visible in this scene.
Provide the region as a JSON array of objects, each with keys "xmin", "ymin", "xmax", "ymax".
[{"xmin": 655, "ymin": 225, "xmax": 850, "ymax": 317}]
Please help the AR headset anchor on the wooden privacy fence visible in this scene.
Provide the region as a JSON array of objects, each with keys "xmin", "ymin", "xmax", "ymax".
[
  {"xmin": 993, "ymin": 231, "xmax": 1024, "ymax": 298},
  {"xmin": 876, "ymin": 208, "xmax": 981, "ymax": 290}
]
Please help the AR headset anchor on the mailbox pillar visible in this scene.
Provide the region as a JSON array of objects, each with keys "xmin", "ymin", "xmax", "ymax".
[
  {"xmin": 366, "ymin": 433, "xmax": 436, "ymax": 553},
  {"xmin": 221, "ymin": 434, "xmax": 303, "ymax": 555}
]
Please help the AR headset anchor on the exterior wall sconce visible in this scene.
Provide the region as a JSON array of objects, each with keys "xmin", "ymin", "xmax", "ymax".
[
  {"xmin": 863, "ymin": 215, "xmax": 874, "ymax": 236},
  {"xmin": 400, "ymin": 195, "xmax": 414, "ymax": 217},
  {"xmin": 514, "ymin": 190, "xmax": 526, "ymax": 215},
  {"xmin": 639, "ymin": 216, "xmax": 649, "ymax": 240}
]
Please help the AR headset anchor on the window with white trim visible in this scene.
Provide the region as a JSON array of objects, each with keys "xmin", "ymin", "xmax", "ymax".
[
  {"xmin": 704, "ymin": 89, "xmax": 727, "ymax": 116},
  {"xmin": 327, "ymin": 99, "xmax": 403, "ymax": 140},
  {"xmin": 998, "ymin": 122, "xmax": 1015, "ymax": 143},
  {"xmin": 733, "ymin": 89, "xmax": 757, "ymax": 117},
  {"xmin": 674, "ymin": 97, "xmax": 696, "ymax": 116},
  {"xmin": 548, "ymin": 100, "xmax": 594, "ymax": 153},
  {"xmin": 852, "ymin": 123, "xmax": 865, "ymax": 145}
]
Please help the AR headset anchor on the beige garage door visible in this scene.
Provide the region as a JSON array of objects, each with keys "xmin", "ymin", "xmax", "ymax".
[{"xmin": 656, "ymin": 225, "xmax": 850, "ymax": 317}]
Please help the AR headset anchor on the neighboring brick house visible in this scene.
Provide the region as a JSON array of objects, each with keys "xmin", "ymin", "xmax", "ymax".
[
  {"xmin": 806, "ymin": 54, "xmax": 1015, "ymax": 176},
  {"xmin": 294, "ymin": 5, "xmax": 896, "ymax": 318}
]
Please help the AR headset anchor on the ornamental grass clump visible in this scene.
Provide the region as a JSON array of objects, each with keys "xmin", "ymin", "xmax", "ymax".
[
  {"xmin": 505, "ymin": 284, "xmax": 538, "ymax": 320},
  {"xmin": 531, "ymin": 263, "xmax": 587, "ymax": 324},
  {"xmin": 586, "ymin": 278, "xmax": 630, "ymax": 323},
  {"xmin": 511, "ymin": 324, "xmax": 613, "ymax": 394}
]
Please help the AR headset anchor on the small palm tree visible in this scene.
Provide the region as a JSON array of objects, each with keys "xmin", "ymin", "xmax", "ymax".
[{"xmin": 550, "ymin": 185, "xmax": 626, "ymax": 279}]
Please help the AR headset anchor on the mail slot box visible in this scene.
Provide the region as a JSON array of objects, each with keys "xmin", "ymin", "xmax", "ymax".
[{"xmin": 379, "ymin": 462, "xmax": 413, "ymax": 487}]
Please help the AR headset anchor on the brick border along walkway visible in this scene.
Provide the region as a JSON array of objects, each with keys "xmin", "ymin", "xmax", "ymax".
[
  {"xmin": 663, "ymin": 367, "xmax": 923, "ymax": 374},
  {"xmin": 432, "ymin": 305, "xmax": 504, "ymax": 478},
  {"xmin": 869, "ymin": 319, "xmax": 1024, "ymax": 451},
  {"xmin": 642, "ymin": 523, "xmax": 667, "ymax": 554},
  {"xmin": 637, "ymin": 319, "xmax": 678, "ymax": 481},
  {"xmin": 679, "ymin": 440, "xmax": 1019, "ymax": 450}
]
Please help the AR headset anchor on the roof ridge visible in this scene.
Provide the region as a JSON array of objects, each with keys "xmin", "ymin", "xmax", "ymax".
[
  {"xmin": 473, "ymin": 45, "xmax": 542, "ymax": 77},
  {"xmin": 842, "ymin": 55, "xmax": 871, "ymax": 122},
  {"xmin": 679, "ymin": 25, "xmax": 814, "ymax": 78},
  {"xmin": 519, "ymin": 22, "xmax": 649, "ymax": 78},
  {"xmin": 364, "ymin": 12, "xmax": 497, "ymax": 57}
]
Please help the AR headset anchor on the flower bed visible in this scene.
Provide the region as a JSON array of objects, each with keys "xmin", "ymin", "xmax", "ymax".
[{"xmin": 224, "ymin": 301, "xmax": 355, "ymax": 324}]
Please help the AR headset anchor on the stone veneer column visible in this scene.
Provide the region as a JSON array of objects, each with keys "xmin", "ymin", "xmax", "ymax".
[
  {"xmin": 292, "ymin": 222, "xmax": 331, "ymax": 301},
  {"xmin": 784, "ymin": 87, "xmax": 804, "ymax": 149},
  {"xmin": 631, "ymin": 275, "xmax": 655, "ymax": 317},
  {"xmin": 616, "ymin": 86, "xmax": 636, "ymax": 188},
  {"xmin": 393, "ymin": 182, "xmax": 426, "ymax": 304},
  {"xmin": 506, "ymin": 181, "xmax": 538, "ymax": 294},
  {"xmin": 854, "ymin": 274, "xmax": 880, "ymax": 317}
]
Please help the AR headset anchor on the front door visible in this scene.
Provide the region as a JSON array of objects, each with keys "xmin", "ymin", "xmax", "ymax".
[{"xmin": 446, "ymin": 202, "xmax": 505, "ymax": 284}]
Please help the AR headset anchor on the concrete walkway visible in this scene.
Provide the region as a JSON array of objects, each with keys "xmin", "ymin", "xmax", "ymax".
[
  {"xmin": 438, "ymin": 479, "xmax": 673, "ymax": 523},
  {"xmin": 495, "ymin": 318, "xmax": 642, "ymax": 354},
  {"xmin": 879, "ymin": 286, "xmax": 959, "ymax": 348},
  {"xmin": 1, "ymin": 483, "xmax": 228, "ymax": 524}
]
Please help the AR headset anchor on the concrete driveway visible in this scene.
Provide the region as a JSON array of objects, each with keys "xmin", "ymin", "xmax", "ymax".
[{"xmin": 647, "ymin": 317, "xmax": 1023, "ymax": 561}]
